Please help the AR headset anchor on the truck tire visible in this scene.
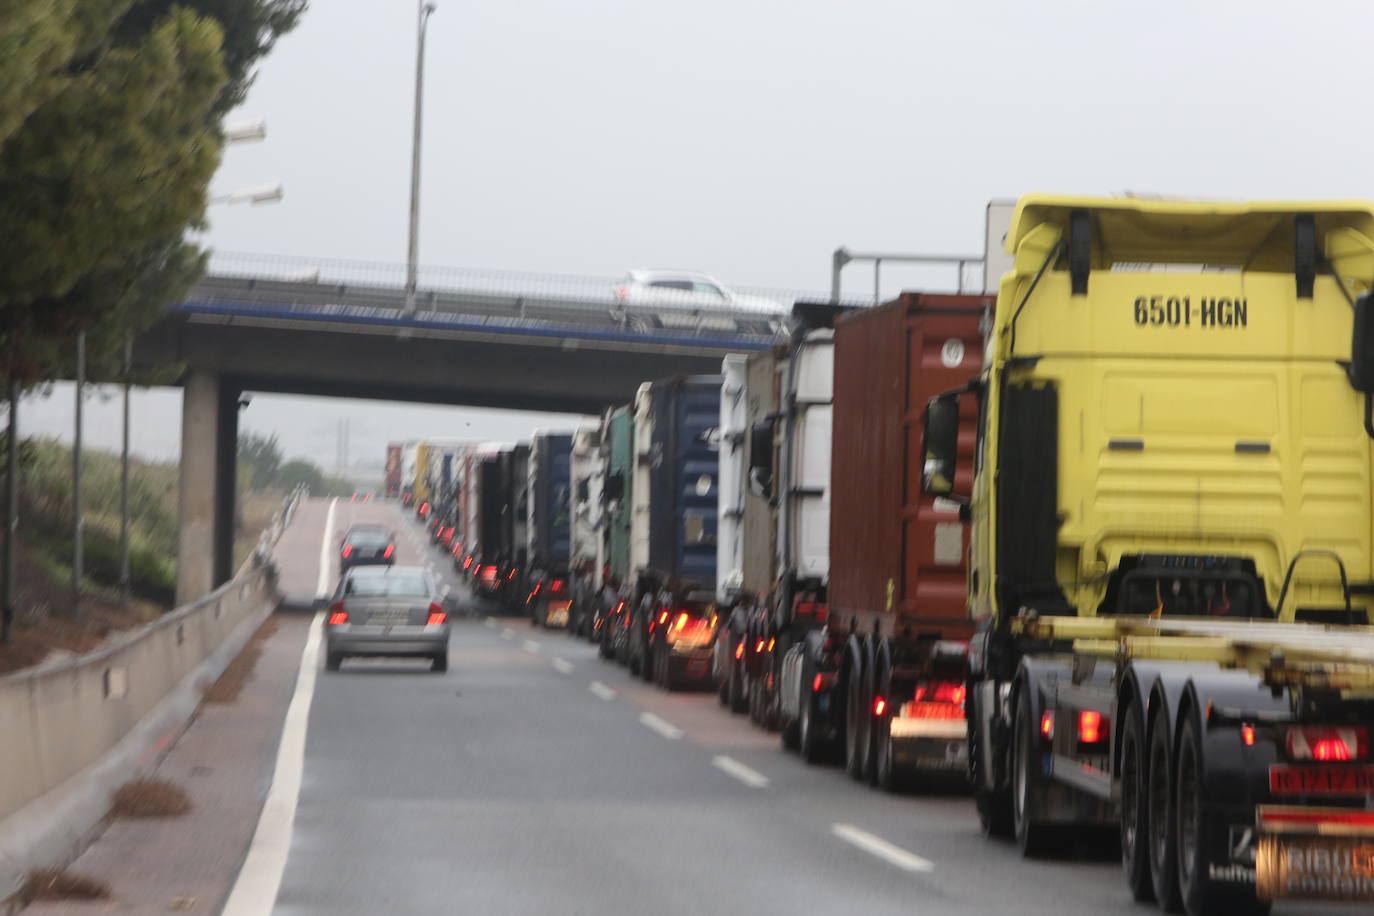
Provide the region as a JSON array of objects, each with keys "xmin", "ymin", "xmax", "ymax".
[
  {"xmin": 1119, "ymin": 705, "xmax": 1155, "ymax": 903},
  {"xmin": 844, "ymin": 654, "xmax": 873, "ymax": 782},
  {"xmin": 799, "ymin": 692, "xmax": 826, "ymax": 764},
  {"xmin": 1013, "ymin": 690, "xmax": 1067, "ymax": 858},
  {"xmin": 969, "ymin": 688, "xmax": 1013, "ymax": 837},
  {"xmin": 874, "ymin": 715, "xmax": 903, "ymax": 793},
  {"xmin": 1147, "ymin": 713, "xmax": 1183, "ymax": 912},
  {"xmin": 729, "ymin": 663, "xmax": 748, "ymax": 714},
  {"xmin": 1175, "ymin": 712, "xmax": 1270, "ymax": 916},
  {"xmin": 781, "ymin": 712, "xmax": 801, "ymax": 751}
]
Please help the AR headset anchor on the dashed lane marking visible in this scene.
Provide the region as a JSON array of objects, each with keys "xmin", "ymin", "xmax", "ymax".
[
  {"xmin": 484, "ymin": 617, "xmax": 496, "ymax": 628},
  {"xmin": 523, "ymin": 640, "xmax": 541, "ymax": 654},
  {"xmin": 712, "ymin": 755, "xmax": 770, "ymax": 788},
  {"xmin": 551, "ymin": 658, "xmax": 574, "ymax": 674},
  {"xmin": 501, "ymin": 628, "xmax": 514, "ymax": 639},
  {"xmin": 831, "ymin": 824, "xmax": 934, "ymax": 873},
  {"xmin": 589, "ymin": 682, "xmax": 616, "ymax": 701},
  {"xmin": 639, "ymin": 712, "xmax": 683, "ymax": 740}
]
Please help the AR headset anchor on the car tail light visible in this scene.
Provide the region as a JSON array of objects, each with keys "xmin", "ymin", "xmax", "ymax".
[
  {"xmin": 481, "ymin": 565, "xmax": 498, "ymax": 583},
  {"xmin": 1242, "ymin": 724, "xmax": 1256, "ymax": 747},
  {"xmin": 383, "ymin": 544, "xmax": 394, "ymax": 559},
  {"xmin": 342, "ymin": 545, "xmax": 353, "ymax": 558},
  {"xmin": 1078, "ymin": 710, "xmax": 1107, "ymax": 746},
  {"xmin": 754, "ymin": 638, "xmax": 766, "ymax": 654},
  {"xmin": 614, "ymin": 600, "xmax": 626, "ymax": 614},
  {"xmin": 420, "ymin": 501, "xmax": 429, "ymax": 515},
  {"xmin": 873, "ymin": 696, "xmax": 887, "ymax": 717},
  {"xmin": 328, "ymin": 602, "xmax": 348, "ymax": 626},
  {"xmin": 463, "ymin": 555, "xmax": 473, "ymax": 570},
  {"xmin": 614, "ymin": 284, "xmax": 629, "ymax": 301},
  {"xmin": 551, "ymin": 579, "xmax": 565, "ymax": 593},
  {"xmin": 1287, "ymin": 726, "xmax": 1369, "ymax": 762},
  {"xmin": 812, "ymin": 672, "xmax": 836, "ymax": 693},
  {"xmin": 507, "ymin": 569, "xmax": 516, "ymax": 580},
  {"xmin": 1040, "ymin": 711, "xmax": 1055, "ymax": 741},
  {"xmin": 734, "ymin": 642, "xmax": 744, "ymax": 660},
  {"xmin": 427, "ymin": 602, "xmax": 447, "ymax": 626},
  {"xmin": 674, "ymin": 612, "xmax": 689, "ymax": 632},
  {"xmin": 658, "ymin": 610, "xmax": 669, "ymax": 625}
]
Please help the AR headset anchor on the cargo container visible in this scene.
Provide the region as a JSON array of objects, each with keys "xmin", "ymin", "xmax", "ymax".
[
  {"xmin": 784, "ymin": 292, "xmax": 990, "ymax": 789},
  {"xmin": 385, "ymin": 443, "xmax": 403, "ymax": 498},
  {"xmin": 623, "ymin": 375, "xmax": 722, "ymax": 688},
  {"xmin": 567, "ymin": 424, "xmax": 604, "ymax": 637},
  {"xmin": 526, "ymin": 431, "xmax": 574, "ymax": 627},
  {"xmin": 599, "ymin": 405, "xmax": 635, "ymax": 660}
]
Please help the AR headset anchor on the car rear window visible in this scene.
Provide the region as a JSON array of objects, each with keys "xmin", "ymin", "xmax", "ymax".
[
  {"xmin": 347, "ymin": 531, "xmax": 391, "ymax": 548},
  {"xmin": 648, "ymin": 280, "xmax": 694, "ymax": 291},
  {"xmin": 344, "ymin": 572, "xmax": 428, "ymax": 597}
]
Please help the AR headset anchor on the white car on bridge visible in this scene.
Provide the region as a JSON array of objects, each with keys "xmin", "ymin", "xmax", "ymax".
[{"xmin": 613, "ymin": 270, "xmax": 786, "ymax": 333}]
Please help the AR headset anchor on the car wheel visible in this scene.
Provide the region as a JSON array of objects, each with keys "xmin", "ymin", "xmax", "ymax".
[
  {"xmin": 432, "ymin": 653, "xmax": 448, "ymax": 674},
  {"xmin": 325, "ymin": 651, "xmax": 342, "ymax": 672}
]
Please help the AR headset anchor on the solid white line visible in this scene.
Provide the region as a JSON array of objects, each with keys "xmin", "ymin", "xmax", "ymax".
[
  {"xmin": 221, "ymin": 613, "xmax": 324, "ymax": 915},
  {"xmin": 551, "ymin": 658, "xmax": 574, "ymax": 675},
  {"xmin": 314, "ymin": 498, "xmax": 338, "ymax": 597},
  {"xmin": 831, "ymin": 824, "xmax": 934, "ymax": 873},
  {"xmin": 500, "ymin": 628, "xmax": 514, "ymax": 639},
  {"xmin": 712, "ymin": 755, "xmax": 770, "ymax": 789},
  {"xmin": 523, "ymin": 640, "xmax": 541, "ymax": 654},
  {"xmin": 589, "ymin": 681, "xmax": 616, "ymax": 701},
  {"xmin": 639, "ymin": 712, "xmax": 683, "ymax": 740}
]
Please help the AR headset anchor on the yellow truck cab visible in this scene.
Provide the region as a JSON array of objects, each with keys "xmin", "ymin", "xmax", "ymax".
[{"xmin": 923, "ymin": 196, "xmax": 1374, "ymax": 915}]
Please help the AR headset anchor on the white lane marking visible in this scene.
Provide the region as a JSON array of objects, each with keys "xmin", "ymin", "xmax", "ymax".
[
  {"xmin": 639, "ymin": 712, "xmax": 683, "ymax": 740},
  {"xmin": 314, "ymin": 498, "xmax": 339, "ymax": 597},
  {"xmin": 551, "ymin": 658, "xmax": 574, "ymax": 675},
  {"xmin": 440, "ymin": 584, "xmax": 451, "ymax": 597},
  {"xmin": 712, "ymin": 755, "xmax": 770, "ymax": 789},
  {"xmin": 831, "ymin": 824, "xmax": 934, "ymax": 873},
  {"xmin": 484, "ymin": 617, "xmax": 496, "ymax": 628},
  {"xmin": 221, "ymin": 613, "xmax": 324, "ymax": 915},
  {"xmin": 523, "ymin": 640, "xmax": 541, "ymax": 654},
  {"xmin": 500, "ymin": 628, "xmax": 514, "ymax": 639},
  {"xmin": 589, "ymin": 681, "xmax": 616, "ymax": 701}
]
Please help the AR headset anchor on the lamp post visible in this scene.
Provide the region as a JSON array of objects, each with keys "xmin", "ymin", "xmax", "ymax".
[{"xmin": 405, "ymin": 1, "xmax": 437, "ymax": 316}]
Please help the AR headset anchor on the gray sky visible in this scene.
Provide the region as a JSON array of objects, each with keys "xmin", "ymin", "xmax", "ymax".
[{"xmin": 22, "ymin": 0, "xmax": 1374, "ymax": 475}]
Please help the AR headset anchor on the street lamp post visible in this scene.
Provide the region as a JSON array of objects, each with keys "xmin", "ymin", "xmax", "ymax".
[{"xmin": 405, "ymin": 1, "xmax": 437, "ymax": 316}]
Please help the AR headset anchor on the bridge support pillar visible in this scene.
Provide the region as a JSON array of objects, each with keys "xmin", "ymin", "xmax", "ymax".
[{"xmin": 176, "ymin": 371, "xmax": 239, "ymax": 605}]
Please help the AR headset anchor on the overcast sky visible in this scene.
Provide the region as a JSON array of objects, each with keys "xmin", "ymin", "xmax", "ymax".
[{"xmin": 22, "ymin": 0, "xmax": 1374, "ymax": 476}]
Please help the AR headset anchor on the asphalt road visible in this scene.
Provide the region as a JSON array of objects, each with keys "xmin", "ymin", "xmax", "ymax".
[{"xmin": 263, "ymin": 499, "xmax": 1337, "ymax": 915}]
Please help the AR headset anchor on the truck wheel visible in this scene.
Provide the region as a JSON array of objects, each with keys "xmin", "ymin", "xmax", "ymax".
[
  {"xmin": 729, "ymin": 664, "xmax": 748, "ymax": 714},
  {"xmin": 1013, "ymin": 690, "xmax": 1066, "ymax": 858},
  {"xmin": 1119, "ymin": 705, "xmax": 1155, "ymax": 903},
  {"xmin": 800, "ymin": 693, "xmax": 826, "ymax": 764},
  {"xmin": 1147, "ymin": 713, "xmax": 1183, "ymax": 912},
  {"xmin": 844, "ymin": 658, "xmax": 873, "ymax": 782},
  {"xmin": 717, "ymin": 668, "xmax": 730, "ymax": 706},
  {"xmin": 781, "ymin": 711, "xmax": 801, "ymax": 751},
  {"xmin": 969, "ymin": 690, "xmax": 1013, "ymax": 837},
  {"xmin": 1174, "ymin": 712, "xmax": 1270, "ymax": 916},
  {"xmin": 874, "ymin": 714, "xmax": 905, "ymax": 793}
]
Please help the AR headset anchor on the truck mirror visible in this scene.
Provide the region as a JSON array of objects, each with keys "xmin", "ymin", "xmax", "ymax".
[
  {"xmin": 748, "ymin": 418, "xmax": 775, "ymax": 498},
  {"xmin": 922, "ymin": 394, "xmax": 960, "ymax": 496},
  {"xmin": 602, "ymin": 472, "xmax": 624, "ymax": 503},
  {"xmin": 1351, "ymin": 293, "xmax": 1374, "ymax": 393}
]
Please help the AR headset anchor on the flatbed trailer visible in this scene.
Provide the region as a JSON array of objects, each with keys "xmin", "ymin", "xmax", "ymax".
[{"xmin": 921, "ymin": 195, "xmax": 1374, "ymax": 914}]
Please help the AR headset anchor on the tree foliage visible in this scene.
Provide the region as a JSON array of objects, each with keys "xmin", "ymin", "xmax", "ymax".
[
  {"xmin": 0, "ymin": 0, "xmax": 306, "ymax": 384},
  {"xmin": 237, "ymin": 431, "xmax": 284, "ymax": 491}
]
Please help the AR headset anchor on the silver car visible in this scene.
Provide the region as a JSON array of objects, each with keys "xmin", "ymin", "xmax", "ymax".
[{"xmin": 324, "ymin": 565, "xmax": 451, "ymax": 672}]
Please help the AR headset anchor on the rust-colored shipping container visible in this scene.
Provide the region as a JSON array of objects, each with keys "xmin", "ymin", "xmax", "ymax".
[{"xmin": 828, "ymin": 292, "xmax": 990, "ymax": 641}]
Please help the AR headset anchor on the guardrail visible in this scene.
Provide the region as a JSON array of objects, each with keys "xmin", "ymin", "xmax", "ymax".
[{"xmin": 0, "ymin": 487, "xmax": 302, "ymax": 904}]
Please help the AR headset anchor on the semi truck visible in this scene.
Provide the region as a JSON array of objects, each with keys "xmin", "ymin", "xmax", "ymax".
[
  {"xmin": 921, "ymin": 196, "xmax": 1374, "ymax": 913},
  {"xmin": 568, "ymin": 424, "xmax": 604, "ymax": 637},
  {"xmin": 622, "ymin": 375, "xmax": 723, "ymax": 688},
  {"xmin": 526, "ymin": 431, "xmax": 574, "ymax": 627},
  {"xmin": 385, "ymin": 443, "xmax": 403, "ymax": 498},
  {"xmin": 599, "ymin": 404, "xmax": 635, "ymax": 660}
]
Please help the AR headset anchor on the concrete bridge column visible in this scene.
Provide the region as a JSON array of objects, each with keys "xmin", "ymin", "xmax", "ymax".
[{"xmin": 176, "ymin": 371, "xmax": 239, "ymax": 605}]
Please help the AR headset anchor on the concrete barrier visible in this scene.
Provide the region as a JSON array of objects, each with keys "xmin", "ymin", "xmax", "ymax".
[{"xmin": 0, "ymin": 488, "xmax": 300, "ymax": 905}]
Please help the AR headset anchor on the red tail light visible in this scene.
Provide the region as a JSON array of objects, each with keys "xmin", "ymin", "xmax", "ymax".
[
  {"xmin": 674, "ymin": 612, "xmax": 689, "ymax": 632},
  {"xmin": 342, "ymin": 545, "xmax": 353, "ymax": 558},
  {"xmin": 614, "ymin": 600, "xmax": 626, "ymax": 614},
  {"xmin": 427, "ymin": 602, "xmax": 448, "ymax": 626},
  {"xmin": 659, "ymin": 610, "xmax": 669, "ymax": 625},
  {"xmin": 551, "ymin": 579, "xmax": 565, "ymax": 593},
  {"xmin": 1287, "ymin": 726, "xmax": 1369, "ymax": 762},
  {"xmin": 481, "ymin": 565, "xmax": 498, "ymax": 582},
  {"xmin": 812, "ymin": 672, "xmax": 836, "ymax": 693},
  {"xmin": 463, "ymin": 555, "xmax": 473, "ymax": 570},
  {"xmin": 734, "ymin": 642, "xmax": 744, "ymax": 660},
  {"xmin": 1040, "ymin": 712, "xmax": 1055, "ymax": 741},
  {"xmin": 420, "ymin": 501, "xmax": 429, "ymax": 515},
  {"xmin": 914, "ymin": 681, "xmax": 966, "ymax": 706},
  {"xmin": 873, "ymin": 696, "xmax": 887, "ymax": 717},
  {"xmin": 1241, "ymin": 724, "xmax": 1257, "ymax": 747},
  {"xmin": 328, "ymin": 602, "xmax": 348, "ymax": 626},
  {"xmin": 383, "ymin": 544, "xmax": 394, "ymax": 559},
  {"xmin": 1078, "ymin": 710, "xmax": 1107, "ymax": 746},
  {"xmin": 754, "ymin": 638, "xmax": 766, "ymax": 654}
]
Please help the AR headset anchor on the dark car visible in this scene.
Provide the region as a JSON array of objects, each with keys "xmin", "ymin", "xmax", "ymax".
[
  {"xmin": 339, "ymin": 525, "xmax": 395, "ymax": 573},
  {"xmin": 646, "ymin": 592, "xmax": 717, "ymax": 691}
]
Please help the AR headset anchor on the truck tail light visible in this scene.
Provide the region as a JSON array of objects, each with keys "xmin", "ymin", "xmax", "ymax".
[
  {"xmin": 1040, "ymin": 712, "xmax": 1055, "ymax": 741},
  {"xmin": 383, "ymin": 544, "xmax": 394, "ymax": 559},
  {"xmin": 551, "ymin": 579, "xmax": 565, "ymax": 593},
  {"xmin": 812, "ymin": 672, "xmax": 836, "ymax": 693},
  {"xmin": 659, "ymin": 610, "xmax": 670, "ymax": 625},
  {"xmin": 341, "ymin": 545, "xmax": 353, "ymax": 558},
  {"xmin": 1078, "ymin": 710, "xmax": 1107, "ymax": 747},
  {"xmin": 427, "ymin": 602, "xmax": 447, "ymax": 626},
  {"xmin": 905, "ymin": 680, "xmax": 968, "ymax": 721},
  {"xmin": 481, "ymin": 565, "xmax": 498, "ymax": 583},
  {"xmin": 734, "ymin": 642, "xmax": 744, "ymax": 660},
  {"xmin": 463, "ymin": 555, "xmax": 473, "ymax": 570},
  {"xmin": 873, "ymin": 696, "xmax": 887, "ymax": 717},
  {"xmin": 1241, "ymin": 724, "xmax": 1256, "ymax": 747},
  {"xmin": 1286, "ymin": 726, "xmax": 1369, "ymax": 762},
  {"xmin": 754, "ymin": 638, "xmax": 766, "ymax": 654}
]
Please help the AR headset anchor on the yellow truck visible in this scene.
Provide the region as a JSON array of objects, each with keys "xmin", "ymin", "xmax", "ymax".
[{"xmin": 922, "ymin": 196, "xmax": 1374, "ymax": 914}]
